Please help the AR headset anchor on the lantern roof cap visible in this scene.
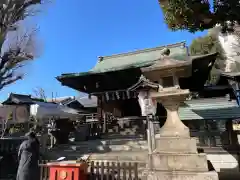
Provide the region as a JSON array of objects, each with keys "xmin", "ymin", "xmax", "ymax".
[
  {"xmin": 128, "ymin": 75, "xmax": 159, "ymax": 91},
  {"xmin": 141, "ymin": 56, "xmax": 191, "ymax": 72}
]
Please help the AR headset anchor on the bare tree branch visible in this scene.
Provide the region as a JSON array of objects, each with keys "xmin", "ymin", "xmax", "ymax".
[
  {"xmin": 0, "ymin": 0, "xmax": 43, "ymax": 90},
  {"xmin": 32, "ymin": 87, "xmax": 47, "ymax": 101}
]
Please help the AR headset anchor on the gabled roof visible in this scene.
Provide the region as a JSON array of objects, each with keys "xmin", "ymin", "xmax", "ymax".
[
  {"xmin": 91, "ymin": 41, "xmax": 187, "ymax": 73},
  {"xmin": 57, "ymin": 42, "xmax": 218, "ymax": 93},
  {"xmin": 63, "ymin": 95, "xmax": 98, "ymax": 108},
  {"xmin": 2, "ymin": 93, "xmax": 45, "ymax": 105},
  {"xmin": 2, "ymin": 93, "xmax": 34, "ymax": 105},
  {"xmin": 57, "ymin": 42, "xmax": 187, "ymax": 80},
  {"xmin": 76, "ymin": 96, "xmax": 97, "ymax": 108},
  {"xmin": 46, "ymin": 96, "xmax": 75, "ymax": 104}
]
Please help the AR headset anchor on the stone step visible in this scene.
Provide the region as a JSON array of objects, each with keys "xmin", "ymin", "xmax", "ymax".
[
  {"xmin": 89, "ymin": 151, "xmax": 148, "ymax": 162},
  {"xmin": 142, "ymin": 170, "xmax": 219, "ymax": 180},
  {"xmin": 46, "ymin": 150, "xmax": 149, "ymax": 162},
  {"xmin": 46, "ymin": 138, "xmax": 149, "ymax": 160},
  {"xmin": 150, "ymin": 153, "xmax": 208, "ymax": 172},
  {"xmin": 51, "ymin": 138, "xmax": 148, "ymax": 151},
  {"xmin": 100, "ymin": 134, "xmax": 145, "ymax": 140}
]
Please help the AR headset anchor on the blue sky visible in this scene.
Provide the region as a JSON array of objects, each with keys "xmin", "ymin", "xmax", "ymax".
[{"xmin": 0, "ymin": 0, "xmax": 207, "ymax": 101}]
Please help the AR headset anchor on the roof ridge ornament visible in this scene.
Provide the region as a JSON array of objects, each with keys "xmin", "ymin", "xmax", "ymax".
[
  {"xmin": 161, "ymin": 48, "xmax": 170, "ymax": 56},
  {"xmin": 97, "ymin": 56, "xmax": 103, "ymax": 62}
]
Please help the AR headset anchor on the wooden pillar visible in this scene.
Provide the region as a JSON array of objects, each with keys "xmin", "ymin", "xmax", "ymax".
[
  {"xmin": 226, "ymin": 119, "xmax": 236, "ymax": 145},
  {"xmin": 97, "ymin": 95, "xmax": 107, "ymax": 133}
]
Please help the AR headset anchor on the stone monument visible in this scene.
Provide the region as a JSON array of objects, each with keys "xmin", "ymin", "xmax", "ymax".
[{"xmin": 140, "ymin": 50, "xmax": 219, "ymax": 180}]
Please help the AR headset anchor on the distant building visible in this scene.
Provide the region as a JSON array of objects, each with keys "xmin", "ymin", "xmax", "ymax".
[
  {"xmin": 45, "ymin": 96, "xmax": 75, "ymax": 103},
  {"xmin": 0, "ymin": 93, "xmax": 41, "ymax": 125},
  {"xmin": 62, "ymin": 95, "xmax": 97, "ymax": 114}
]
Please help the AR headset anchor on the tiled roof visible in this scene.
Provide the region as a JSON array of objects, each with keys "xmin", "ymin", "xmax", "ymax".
[
  {"xmin": 91, "ymin": 42, "xmax": 187, "ymax": 73},
  {"xmin": 76, "ymin": 96, "xmax": 97, "ymax": 108},
  {"xmin": 2, "ymin": 93, "xmax": 47, "ymax": 105},
  {"xmin": 2, "ymin": 93, "xmax": 34, "ymax": 105},
  {"xmin": 179, "ymin": 98, "xmax": 240, "ymax": 120},
  {"xmin": 57, "ymin": 42, "xmax": 187, "ymax": 79},
  {"xmin": 46, "ymin": 96, "xmax": 75, "ymax": 103}
]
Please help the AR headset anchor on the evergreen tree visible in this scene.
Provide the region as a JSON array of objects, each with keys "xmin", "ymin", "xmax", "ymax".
[
  {"xmin": 189, "ymin": 28, "xmax": 225, "ymax": 84},
  {"xmin": 158, "ymin": 0, "xmax": 240, "ymax": 32}
]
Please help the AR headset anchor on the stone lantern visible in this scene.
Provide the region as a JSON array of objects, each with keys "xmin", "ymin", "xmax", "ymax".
[
  {"xmin": 140, "ymin": 50, "xmax": 219, "ymax": 180},
  {"xmin": 142, "ymin": 55, "xmax": 192, "ymax": 138}
]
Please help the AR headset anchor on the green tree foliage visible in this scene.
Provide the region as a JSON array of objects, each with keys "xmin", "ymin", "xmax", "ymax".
[
  {"xmin": 0, "ymin": 0, "xmax": 43, "ymax": 90},
  {"xmin": 189, "ymin": 29, "xmax": 225, "ymax": 84},
  {"xmin": 159, "ymin": 0, "xmax": 240, "ymax": 32}
]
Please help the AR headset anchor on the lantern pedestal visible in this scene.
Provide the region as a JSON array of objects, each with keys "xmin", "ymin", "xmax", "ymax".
[
  {"xmin": 142, "ymin": 90, "xmax": 218, "ymax": 180},
  {"xmin": 153, "ymin": 90, "xmax": 190, "ymax": 138}
]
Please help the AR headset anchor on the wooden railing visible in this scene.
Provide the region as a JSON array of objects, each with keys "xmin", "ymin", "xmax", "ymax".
[
  {"xmin": 86, "ymin": 113, "xmax": 98, "ymax": 122},
  {"xmin": 39, "ymin": 160, "xmax": 139, "ymax": 180},
  {"xmin": 88, "ymin": 161, "xmax": 139, "ymax": 180},
  {"xmin": 39, "ymin": 160, "xmax": 50, "ymax": 180}
]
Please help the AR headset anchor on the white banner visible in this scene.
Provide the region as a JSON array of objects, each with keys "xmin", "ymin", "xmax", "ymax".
[{"xmin": 138, "ymin": 91, "xmax": 157, "ymax": 116}]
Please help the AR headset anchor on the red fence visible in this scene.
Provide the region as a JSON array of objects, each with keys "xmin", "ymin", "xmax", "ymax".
[{"xmin": 39, "ymin": 160, "xmax": 139, "ymax": 180}]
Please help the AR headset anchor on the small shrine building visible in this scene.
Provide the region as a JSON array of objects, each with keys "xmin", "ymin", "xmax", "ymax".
[
  {"xmin": 57, "ymin": 42, "xmax": 214, "ymax": 119},
  {"xmin": 57, "ymin": 42, "xmax": 240, "ymax": 148}
]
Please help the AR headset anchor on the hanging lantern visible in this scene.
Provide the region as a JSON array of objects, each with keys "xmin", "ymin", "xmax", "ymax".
[
  {"xmin": 116, "ymin": 91, "xmax": 120, "ymax": 100},
  {"xmin": 105, "ymin": 92, "xmax": 109, "ymax": 101},
  {"xmin": 112, "ymin": 92, "xmax": 115, "ymax": 101},
  {"xmin": 126, "ymin": 91, "xmax": 130, "ymax": 99}
]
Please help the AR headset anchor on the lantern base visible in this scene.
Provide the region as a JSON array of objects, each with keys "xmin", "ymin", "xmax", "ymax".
[{"xmin": 142, "ymin": 169, "xmax": 218, "ymax": 180}]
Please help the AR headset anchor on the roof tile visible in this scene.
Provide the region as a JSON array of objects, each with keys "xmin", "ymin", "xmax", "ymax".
[{"xmin": 91, "ymin": 42, "xmax": 187, "ymax": 73}]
